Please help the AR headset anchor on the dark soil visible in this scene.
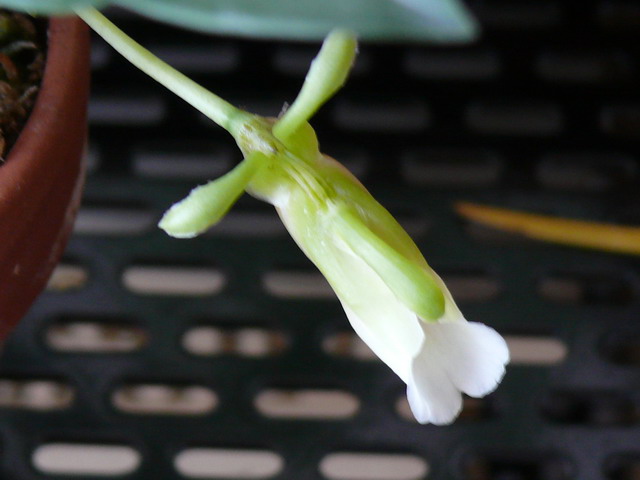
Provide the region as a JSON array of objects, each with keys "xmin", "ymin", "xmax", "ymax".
[{"xmin": 0, "ymin": 10, "xmax": 45, "ymax": 162}]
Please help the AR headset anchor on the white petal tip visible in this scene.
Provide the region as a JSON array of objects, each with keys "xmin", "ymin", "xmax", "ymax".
[
  {"xmin": 407, "ymin": 320, "xmax": 509, "ymax": 425},
  {"xmin": 407, "ymin": 382, "xmax": 462, "ymax": 425}
]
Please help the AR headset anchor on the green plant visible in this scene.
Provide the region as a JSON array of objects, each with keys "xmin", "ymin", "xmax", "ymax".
[{"xmin": 68, "ymin": 7, "xmax": 509, "ymax": 425}]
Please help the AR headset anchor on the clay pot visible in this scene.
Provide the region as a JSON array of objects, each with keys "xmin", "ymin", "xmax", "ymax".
[{"xmin": 0, "ymin": 17, "xmax": 90, "ymax": 341}]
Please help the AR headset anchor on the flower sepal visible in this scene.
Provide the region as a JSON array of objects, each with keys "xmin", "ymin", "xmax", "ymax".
[{"xmin": 331, "ymin": 203, "xmax": 445, "ymax": 321}]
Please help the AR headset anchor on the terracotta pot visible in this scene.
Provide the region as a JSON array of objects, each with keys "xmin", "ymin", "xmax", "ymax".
[{"xmin": 0, "ymin": 17, "xmax": 90, "ymax": 341}]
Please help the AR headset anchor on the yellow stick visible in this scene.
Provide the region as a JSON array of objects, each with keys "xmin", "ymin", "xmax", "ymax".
[{"xmin": 455, "ymin": 201, "xmax": 640, "ymax": 256}]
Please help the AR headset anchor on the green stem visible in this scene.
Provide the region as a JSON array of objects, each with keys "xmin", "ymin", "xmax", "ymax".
[
  {"xmin": 75, "ymin": 6, "xmax": 248, "ymax": 135},
  {"xmin": 272, "ymin": 28, "xmax": 357, "ymax": 142}
]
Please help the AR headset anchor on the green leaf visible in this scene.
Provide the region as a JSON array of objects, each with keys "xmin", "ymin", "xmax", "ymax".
[
  {"xmin": 0, "ymin": 0, "xmax": 105, "ymax": 14},
  {"xmin": 0, "ymin": 0, "xmax": 478, "ymax": 43},
  {"xmin": 117, "ymin": 0, "xmax": 478, "ymax": 42},
  {"xmin": 390, "ymin": 0, "xmax": 479, "ymax": 41}
]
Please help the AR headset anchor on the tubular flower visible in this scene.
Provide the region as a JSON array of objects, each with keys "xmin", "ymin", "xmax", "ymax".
[
  {"xmin": 78, "ymin": 9, "xmax": 509, "ymax": 425},
  {"xmin": 247, "ymin": 142, "xmax": 510, "ymax": 425},
  {"xmin": 157, "ymin": 31, "xmax": 510, "ymax": 425}
]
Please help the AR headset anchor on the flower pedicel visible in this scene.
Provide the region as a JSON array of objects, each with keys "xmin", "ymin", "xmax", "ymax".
[{"xmin": 78, "ymin": 7, "xmax": 509, "ymax": 425}]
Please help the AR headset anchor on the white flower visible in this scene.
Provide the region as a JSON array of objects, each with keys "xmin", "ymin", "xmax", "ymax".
[
  {"xmin": 161, "ymin": 134, "xmax": 510, "ymax": 424},
  {"xmin": 76, "ymin": 7, "xmax": 509, "ymax": 426},
  {"xmin": 264, "ymin": 153, "xmax": 509, "ymax": 425},
  {"xmin": 154, "ymin": 29, "xmax": 509, "ymax": 425}
]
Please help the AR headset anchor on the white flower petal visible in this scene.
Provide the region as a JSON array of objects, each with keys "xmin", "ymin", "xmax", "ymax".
[
  {"xmin": 332, "ymin": 236, "xmax": 423, "ymax": 382},
  {"xmin": 409, "ymin": 348, "xmax": 463, "ymax": 425},
  {"xmin": 341, "ymin": 302, "xmax": 420, "ymax": 384},
  {"xmin": 407, "ymin": 320, "xmax": 509, "ymax": 424},
  {"xmin": 438, "ymin": 321, "xmax": 510, "ymax": 397},
  {"xmin": 406, "ymin": 381, "xmax": 431, "ymax": 424}
]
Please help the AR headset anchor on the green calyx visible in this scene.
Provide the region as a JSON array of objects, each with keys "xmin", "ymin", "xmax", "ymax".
[
  {"xmin": 272, "ymin": 28, "xmax": 356, "ymax": 144},
  {"xmin": 158, "ymin": 152, "xmax": 268, "ymax": 237},
  {"xmin": 332, "ymin": 205, "xmax": 445, "ymax": 321}
]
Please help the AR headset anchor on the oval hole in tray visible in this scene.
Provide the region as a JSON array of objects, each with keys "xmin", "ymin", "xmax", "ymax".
[
  {"xmin": 538, "ymin": 271, "xmax": 634, "ymax": 306},
  {"xmin": 323, "ymin": 332, "xmax": 376, "ymax": 361},
  {"xmin": 133, "ymin": 144, "xmax": 232, "ymax": 180},
  {"xmin": 536, "ymin": 152, "xmax": 636, "ymax": 192},
  {"xmin": 0, "ymin": 379, "xmax": 74, "ymax": 411},
  {"xmin": 504, "ymin": 335, "xmax": 567, "ymax": 366},
  {"xmin": 262, "ymin": 271, "xmax": 334, "ymax": 299},
  {"xmin": 33, "ymin": 443, "xmax": 141, "ymax": 476},
  {"xmin": 401, "ymin": 148, "xmax": 503, "ymax": 188},
  {"xmin": 320, "ymin": 452, "xmax": 429, "ymax": 480},
  {"xmin": 123, "ymin": 265, "xmax": 225, "ymax": 296},
  {"xmin": 89, "ymin": 94, "xmax": 166, "ymax": 125},
  {"xmin": 46, "ymin": 263, "xmax": 89, "ymax": 292},
  {"xmin": 74, "ymin": 205, "xmax": 155, "ymax": 236},
  {"xmin": 440, "ymin": 270, "xmax": 501, "ymax": 303},
  {"xmin": 112, "ymin": 383, "xmax": 218, "ymax": 415},
  {"xmin": 175, "ymin": 448, "xmax": 283, "ymax": 479},
  {"xmin": 255, "ymin": 389, "xmax": 359, "ymax": 420},
  {"xmin": 46, "ymin": 319, "xmax": 147, "ymax": 353},
  {"xmin": 333, "ymin": 97, "xmax": 430, "ymax": 133},
  {"xmin": 183, "ymin": 326, "xmax": 287, "ymax": 358}
]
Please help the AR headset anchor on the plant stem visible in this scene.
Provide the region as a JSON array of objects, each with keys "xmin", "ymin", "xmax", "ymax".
[{"xmin": 75, "ymin": 7, "xmax": 248, "ymax": 135}]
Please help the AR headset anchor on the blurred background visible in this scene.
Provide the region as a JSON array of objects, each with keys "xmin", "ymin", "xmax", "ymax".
[{"xmin": 1, "ymin": 0, "xmax": 639, "ymax": 479}]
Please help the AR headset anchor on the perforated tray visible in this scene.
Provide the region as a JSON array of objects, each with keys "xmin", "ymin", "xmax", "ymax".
[{"xmin": 1, "ymin": 1, "xmax": 640, "ymax": 479}]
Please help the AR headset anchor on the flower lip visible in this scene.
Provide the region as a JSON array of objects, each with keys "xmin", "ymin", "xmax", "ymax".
[{"xmin": 408, "ymin": 321, "xmax": 510, "ymax": 425}]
